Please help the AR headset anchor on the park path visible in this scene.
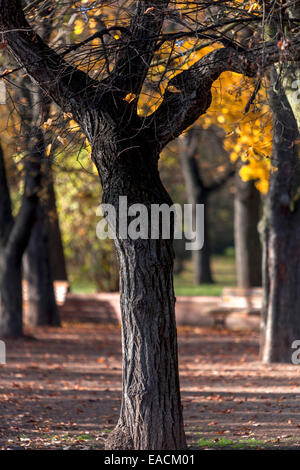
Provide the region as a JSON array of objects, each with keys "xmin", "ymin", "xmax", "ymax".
[{"xmin": 0, "ymin": 295, "xmax": 300, "ymax": 449}]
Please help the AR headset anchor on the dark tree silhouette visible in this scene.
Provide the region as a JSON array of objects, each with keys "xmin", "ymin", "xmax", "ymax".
[
  {"xmin": 234, "ymin": 165, "xmax": 262, "ymax": 288},
  {"xmin": 0, "ymin": 134, "xmax": 43, "ymax": 337},
  {"xmin": 179, "ymin": 126, "xmax": 235, "ymax": 284}
]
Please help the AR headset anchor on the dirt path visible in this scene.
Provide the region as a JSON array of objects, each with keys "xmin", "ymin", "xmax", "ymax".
[{"xmin": 1, "ymin": 298, "xmax": 300, "ymax": 450}]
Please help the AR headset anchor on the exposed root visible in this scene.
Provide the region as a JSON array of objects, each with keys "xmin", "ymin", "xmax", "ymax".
[{"xmin": 105, "ymin": 424, "xmax": 134, "ymax": 450}]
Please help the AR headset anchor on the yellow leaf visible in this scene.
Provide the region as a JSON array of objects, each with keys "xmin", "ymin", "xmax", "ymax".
[
  {"xmin": 74, "ymin": 19, "xmax": 84, "ymax": 35},
  {"xmin": 46, "ymin": 144, "xmax": 52, "ymax": 156},
  {"xmin": 43, "ymin": 118, "xmax": 52, "ymax": 130},
  {"xmin": 168, "ymin": 85, "xmax": 181, "ymax": 93},
  {"xmin": 123, "ymin": 93, "xmax": 136, "ymax": 103},
  {"xmin": 57, "ymin": 136, "xmax": 66, "ymax": 145},
  {"xmin": 69, "ymin": 119, "xmax": 79, "ymax": 131}
]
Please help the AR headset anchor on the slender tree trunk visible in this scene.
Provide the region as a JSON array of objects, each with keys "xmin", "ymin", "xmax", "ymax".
[
  {"xmin": 179, "ymin": 134, "xmax": 214, "ymax": 284},
  {"xmin": 24, "ymin": 203, "xmax": 59, "ymax": 326},
  {"xmin": 0, "ymin": 130, "xmax": 43, "ymax": 337},
  {"xmin": 24, "ymin": 156, "xmax": 61, "ymax": 327},
  {"xmin": 46, "ymin": 169, "xmax": 68, "ymax": 282},
  {"xmin": 21, "ymin": 76, "xmax": 63, "ymax": 325},
  {"xmin": 0, "ymin": 144, "xmax": 22, "ymax": 337},
  {"xmin": 191, "ymin": 193, "xmax": 213, "ymax": 284},
  {"xmin": 234, "ymin": 168, "xmax": 262, "ymax": 288},
  {"xmin": 0, "ymin": 143, "xmax": 19, "ymax": 336},
  {"xmin": 0, "ymin": 252, "xmax": 23, "ymax": 337},
  {"xmin": 101, "ymin": 142, "xmax": 186, "ymax": 450},
  {"xmin": 260, "ymin": 72, "xmax": 300, "ymax": 363}
]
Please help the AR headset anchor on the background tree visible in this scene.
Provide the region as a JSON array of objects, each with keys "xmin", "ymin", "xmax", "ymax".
[
  {"xmin": 178, "ymin": 125, "xmax": 235, "ymax": 284},
  {"xmin": 0, "ymin": 133, "xmax": 43, "ymax": 337},
  {"xmin": 54, "ymin": 147, "xmax": 119, "ymax": 292},
  {"xmin": 234, "ymin": 166, "xmax": 262, "ymax": 288},
  {"xmin": 19, "ymin": 78, "xmax": 59, "ymax": 327}
]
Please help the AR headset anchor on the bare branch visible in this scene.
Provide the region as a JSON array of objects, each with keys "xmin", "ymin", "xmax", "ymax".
[
  {"xmin": 110, "ymin": 1, "xmax": 169, "ymax": 97},
  {"xmin": 0, "ymin": 0, "xmax": 101, "ymax": 121}
]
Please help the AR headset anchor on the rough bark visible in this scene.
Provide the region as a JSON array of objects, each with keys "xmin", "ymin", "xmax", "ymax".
[
  {"xmin": 98, "ymin": 140, "xmax": 186, "ymax": 450},
  {"xmin": 260, "ymin": 71, "xmax": 300, "ymax": 363},
  {"xmin": 234, "ymin": 168, "xmax": 262, "ymax": 288},
  {"xmin": 107, "ymin": 234, "xmax": 186, "ymax": 449}
]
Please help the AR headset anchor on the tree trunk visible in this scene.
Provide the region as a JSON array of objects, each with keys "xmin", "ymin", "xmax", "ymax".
[
  {"xmin": 107, "ymin": 236, "xmax": 186, "ymax": 449},
  {"xmin": 23, "ymin": 203, "xmax": 59, "ymax": 327},
  {"xmin": 24, "ymin": 155, "xmax": 62, "ymax": 327},
  {"xmin": 100, "ymin": 142, "xmax": 186, "ymax": 450},
  {"xmin": 260, "ymin": 73, "xmax": 300, "ymax": 363},
  {"xmin": 0, "ymin": 130, "xmax": 43, "ymax": 337},
  {"xmin": 21, "ymin": 74, "xmax": 63, "ymax": 324},
  {"xmin": 179, "ymin": 135, "xmax": 214, "ymax": 284},
  {"xmin": 46, "ymin": 170, "xmax": 68, "ymax": 282},
  {"xmin": 0, "ymin": 252, "xmax": 23, "ymax": 337},
  {"xmin": 234, "ymin": 169, "xmax": 262, "ymax": 288},
  {"xmin": 0, "ymin": 143, "xmax": 21, "ymax": 337},
  {"xmin": 191, "ymin": 193, "xmax": 213, "ymax": 284}
]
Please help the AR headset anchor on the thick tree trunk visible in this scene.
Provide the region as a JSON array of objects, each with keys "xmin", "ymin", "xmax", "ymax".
[
  {"xmin": 260, "ymin": 72, "xmax": 300, "ymax": 363},
  {"xmin": 24, "ymin": 203, "xmax": 59, "ymax": 327},
  {"xmin": 107, "ymin": 236, "xmax": 186, "ymax": 450},
  {"xmin": 99, "ymin": 142, "xmax": 186, "ymax": 450},
  {"xmin": 234, "ymin": 169, "xmax": 262, "ymax": 288}
]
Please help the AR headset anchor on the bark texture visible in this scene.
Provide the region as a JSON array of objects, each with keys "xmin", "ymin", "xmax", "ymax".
[
  {"xmin": 108, "ymin": 235, "xmax": 186, "ymax": 449},
  {"xmin": 260, "ymin": 72, "xmax": 300, "ymax": 363}
]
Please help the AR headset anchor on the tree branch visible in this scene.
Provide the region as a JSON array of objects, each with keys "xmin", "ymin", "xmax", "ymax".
[
  {"xmin": 0, "ymin": 0, "xmax": 101, "ymax": 121},
  {"xmin": 5, "ymin": 127, "xmax": 44, "ymax": 261},
  {"xmin": 149, "ymin": 40, "xmax": 300, "ymax": 150},
  {"xmin": 110, "ymin": 1, "xmax": 169, "ymax": 97}
]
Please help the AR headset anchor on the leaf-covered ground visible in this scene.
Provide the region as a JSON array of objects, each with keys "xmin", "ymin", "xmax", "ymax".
[{"xmin": 1, "ymin": 296, "xmax": 300, "ymax": 450}]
